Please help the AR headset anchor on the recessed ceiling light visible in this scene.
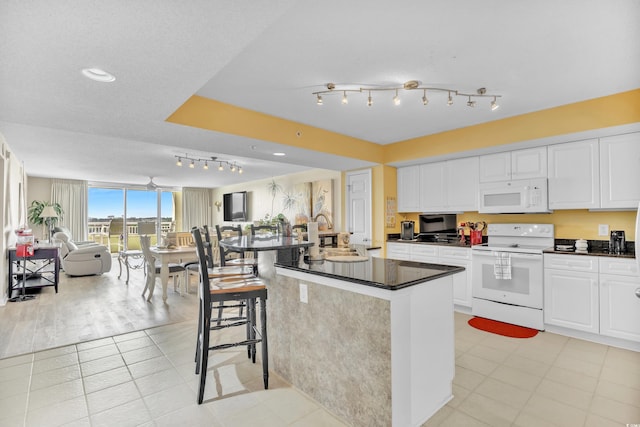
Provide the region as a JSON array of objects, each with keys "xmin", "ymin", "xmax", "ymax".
[
  {"xmin": 81, "ymin": 68, "xmax": 116, "ymax": 83},
  {"xmin": 273, "ymin": 152, "xmax": 286, "ymax": 156}
]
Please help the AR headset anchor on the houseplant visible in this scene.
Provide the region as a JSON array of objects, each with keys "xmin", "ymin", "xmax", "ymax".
[{"xmin": 27, "ymin": 200, "xmax": 63, "ymax": 240}]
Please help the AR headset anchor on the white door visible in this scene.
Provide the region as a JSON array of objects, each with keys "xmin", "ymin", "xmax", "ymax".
[{"xmin": 346, "ymin": 169, "xmax": 371, "ymax": 245}]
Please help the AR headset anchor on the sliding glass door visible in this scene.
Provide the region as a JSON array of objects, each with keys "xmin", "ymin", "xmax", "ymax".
[{"xmin": 88, "ymin": 186, "xmax": 175, "ymax": 253}]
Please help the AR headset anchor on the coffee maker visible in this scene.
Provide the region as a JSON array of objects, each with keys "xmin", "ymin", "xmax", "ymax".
[
  {"xmin": 609, "ymin": 230, "xmax": 626, "ymax": 254},
  {"xmin": 400, "ymin": 220, "xmax": 415, "ymax": 240}
]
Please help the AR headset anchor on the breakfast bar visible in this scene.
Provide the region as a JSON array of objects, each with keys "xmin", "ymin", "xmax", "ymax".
[{"xmin": 270, "ymin": 255, "xmax": 464, "ymax": 427}]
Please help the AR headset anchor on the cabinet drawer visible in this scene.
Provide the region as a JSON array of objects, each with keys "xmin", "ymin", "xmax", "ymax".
[
  {"xmin": 411, "ymin": 245, "xmax": 439, "ymax": 257},
  {"xmin": 599, "ymin": 258, "xmax": 638, "ymax": 277},
  {"xmin": 544, "ymin": 254, "xmax": 598, "ymax": 272},
  {"xmin": 387, "ymin": 243, "xmax": 411, "ymax": 254},
  {"xmin": 438, "ymin": 246, "xmax": 470, "ymax": 260}
]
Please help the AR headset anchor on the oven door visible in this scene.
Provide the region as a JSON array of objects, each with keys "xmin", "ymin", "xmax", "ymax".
[{"xmin": 472, "ymin": 249, "xmax": 543, "ymax": 308}]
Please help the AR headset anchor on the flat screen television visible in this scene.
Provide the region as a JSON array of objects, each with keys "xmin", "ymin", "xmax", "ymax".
[{"xmin": 223, "ymin": 191, "xmax": 248, "ymax": 221}]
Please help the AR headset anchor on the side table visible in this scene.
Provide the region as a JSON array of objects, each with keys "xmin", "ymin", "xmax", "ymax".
[
  {"xmin": 118, "ymin": 250, "xmax": 145, "ymax": 284},
  {"xmin": 7, "ymin": 245, "xmax": 60, "ymax": 300}
]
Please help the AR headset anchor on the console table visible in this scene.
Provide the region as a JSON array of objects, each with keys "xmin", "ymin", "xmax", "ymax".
[{"xmin": 8, "ymin": 245, "xmax": 60, "ymax": 298}]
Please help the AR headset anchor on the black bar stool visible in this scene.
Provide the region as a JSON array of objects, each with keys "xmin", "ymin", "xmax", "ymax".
[{"xmin": 191, "ymin": 227, "xmax": 269, "ymax": 404}]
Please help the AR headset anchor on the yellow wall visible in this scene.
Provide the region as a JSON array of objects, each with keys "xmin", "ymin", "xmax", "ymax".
[{"xmin": 458, "ymin": 210, "xmax": 637, "ymax": 240}]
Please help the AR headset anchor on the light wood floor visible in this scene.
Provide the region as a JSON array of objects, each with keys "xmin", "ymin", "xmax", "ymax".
[{"xmin": 0, "ymin": 257, "xmax": 199, "ymax": 360}]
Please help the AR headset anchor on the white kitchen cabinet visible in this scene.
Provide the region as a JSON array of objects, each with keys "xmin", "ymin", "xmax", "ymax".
[
  {"xmin": 420, "ymin": 157, "xmax": 478, "ymax": 213},
  {"xmin": 386, "ymin": 242, "xmax": 411, "ymax": 261},
  {"xmin": 544, "ymin": 254, "xmax": 599, "ymax": 333},
  {"xmin": 479, "ymin": 147, "xmax": 547, "ymax": 183},
  {"xmin": 410, "ymin": 244, "xmax": 438, "ymax": 263},
  {"xmin": 547, "ymin": 139, "xmax": 600, "ymax": 209},
  {"xmin": 439, "ymin": 246, "xmax": 472, "ymax": 308},
  {"xmin": 600, "ymin": 132, "xmax": 640, "ymax": 209},
  {"xmin": 599, "ymin": 258, "xmax": 640, "ymax": 342},
  {"xmin": 397, "ymin": 165, "xmax": 420, "ymax": 212}
]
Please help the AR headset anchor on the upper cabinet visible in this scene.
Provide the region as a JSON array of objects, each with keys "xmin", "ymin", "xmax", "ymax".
[
  {"xmin": 600, "ymin": 133, "xmax": 640, "ymax": 209},
  {"xmin": 420, "ymin": 157, "xmax": 479, "ymax": 213},
  {"xmin": 397, "ymin": 166, "xmax": 420, "ymax": 212},
  {"xmin": 548, "ymin": 139, "xmax": 600, "ymax": 209},
  {"xmin": 479, "ymin": 147, "xmax": 547, "ymax": 183}
]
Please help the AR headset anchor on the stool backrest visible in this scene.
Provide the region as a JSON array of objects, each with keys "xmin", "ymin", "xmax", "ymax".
[
  {"xmin": 192, "ymin": 227, "xmax": 212, "ymax": 307},
  {"xmin": 215, "ymin": 224, "xmax": 243, "ymax": 266},
  {"xmin": 250, "ymin": 224, "xmax": 278, "ymax": 236}
]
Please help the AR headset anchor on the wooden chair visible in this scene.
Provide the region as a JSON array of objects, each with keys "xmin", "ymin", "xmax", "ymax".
[
  {"xmin": 108, "ymin": 218, "xmax": 124, "ymax": 253},
  {"xmin": 215, "ymin": 225, "xmax": 256, "ymax": 268},
  {"xmin": 191, "ymin": 227, "xmax": 268, "ymax": 404},
  {"xmin": 250, "ymin": 224, "xmax": 278, "ymax": 236},
  {"xmin": 139, "ymin": 235, "xmax": 186, "ymax": 301}
]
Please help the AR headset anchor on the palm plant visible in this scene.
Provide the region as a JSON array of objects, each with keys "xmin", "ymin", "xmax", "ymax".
[
  {"xmin": 27, "ymin": 200, "xmax": 63, "ymax": 239},
  {"xmin": 267, "ymin": 179, "xmax": 283, "ymax": 218}
]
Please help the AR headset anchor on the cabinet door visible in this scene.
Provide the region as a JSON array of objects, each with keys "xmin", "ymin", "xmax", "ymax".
[
  {"xmin": 600, "ymin": 132, "xmax": 640, "ymax": 209},
  {"xmin": 479, "ymin": 152, "xmax": 511, "ymax": 183},
  {"xmin": 600, "ymin": 274, "xmax": 640, "ymax": 342},
  {"xmin": 511, "ymin": 147, "xmax": 547, "ymax": 179},
  {"xmin": 410, "ymin": 244, "xmax": 438, "ymax": 263},
  {"xmin": 397, "ymin": 166, "xmax": 420, "ymax": 212},
  {"xmin": 446, "ymin": 157, "xmax": 479, "ymax": 212},
  {"xmin": 419, "ymin": 162, "xmax": 446, "ymax": 212},
  {"xmin": 547, "ymin": 139, "xmax": 600, "ymax": 209},
  {"xmin": 544, "ymin": 269, "xmax": 599, "ymax": 333}
]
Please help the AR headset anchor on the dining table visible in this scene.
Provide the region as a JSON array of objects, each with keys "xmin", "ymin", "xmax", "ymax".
[
  {"xmin": 149, "ymin": 245, "xmax": 198, "ymax": 300},
  {"xmin": 218, "ymin": 234, "xmax": 314, "ymax": 278}
]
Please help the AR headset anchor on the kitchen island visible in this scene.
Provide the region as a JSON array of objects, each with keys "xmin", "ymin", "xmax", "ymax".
[{"xmin": 268, "ymin": 255, "xmax": 464, "ymax": 427}]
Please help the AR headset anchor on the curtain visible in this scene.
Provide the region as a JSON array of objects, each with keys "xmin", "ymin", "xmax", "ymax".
[
  {"xmin": 182, "ymin": 188, "xmax": 211, "ymax": 231},
  {"xmin": 51, "ymin": 179, "xmax": 88, "ymax": 240}
]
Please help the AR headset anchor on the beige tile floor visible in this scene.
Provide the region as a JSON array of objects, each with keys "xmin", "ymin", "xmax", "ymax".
[{"xmin": 1, "ymin": 263, "xmax": 639, "ymax": 426}]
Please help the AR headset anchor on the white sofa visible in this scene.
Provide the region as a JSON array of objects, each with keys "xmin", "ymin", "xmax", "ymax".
[{"xmin": 53, "ymin": 232, "xmax": 112, "ymax": 276}]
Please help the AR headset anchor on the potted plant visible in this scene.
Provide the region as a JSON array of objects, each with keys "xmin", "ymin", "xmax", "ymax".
[{"xmin": 27, "ymin": 200, "xmax": 63, "ymax": 241}]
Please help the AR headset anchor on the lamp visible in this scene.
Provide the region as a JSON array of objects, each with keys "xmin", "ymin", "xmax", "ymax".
[
  {"xmin": 39, "ymin": 205, "xmax": 58, "ymax": 242},
  {"xmin": 312, "ymin": 81, "xmax": 502, "ymax": 110},
  {"xmin": 174, "ymin": 154, "xmax": 243, "ymax": 173}
]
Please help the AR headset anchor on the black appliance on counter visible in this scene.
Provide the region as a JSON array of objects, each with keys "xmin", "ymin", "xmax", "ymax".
[
  {"xmin": 400, "ymin": 220, "xmax": 415, "ymax": 240},
  {"xmin": 418, "ymin": 214, "xmax": 458, "ymax": 242},
  {"xmin": 610, "ymin": 230, "xmax": 626, "ymax": 254}
]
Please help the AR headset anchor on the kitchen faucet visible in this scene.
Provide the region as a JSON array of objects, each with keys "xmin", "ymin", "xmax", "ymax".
[{"xmin": 313, "ymin": 213, "xmax": 333, "ymax": 230}]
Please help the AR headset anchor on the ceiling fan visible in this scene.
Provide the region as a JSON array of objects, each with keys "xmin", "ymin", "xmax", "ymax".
[{"xmin": 146, "ymin": 177, "xmax": 158, "ymax": 190}]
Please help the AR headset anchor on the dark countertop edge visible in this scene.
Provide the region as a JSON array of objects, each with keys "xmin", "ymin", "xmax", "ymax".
[
  {"xmin": 543, "ymin": 248, "xmax": 635, "ymax": 259},
  {"xmin": 274, "ymin": 261, "xmax": 465, "ymax": 291}
]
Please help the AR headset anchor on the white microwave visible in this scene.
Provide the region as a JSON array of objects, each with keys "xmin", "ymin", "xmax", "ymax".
[{"xmin": 478, "ymin": 178, "xmax": 550, "ymax": 213}]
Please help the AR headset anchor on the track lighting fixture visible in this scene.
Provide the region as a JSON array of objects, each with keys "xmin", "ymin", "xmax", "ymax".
[
  {"xmin": 174, "ymin": 154, "xmax": 243, "ymax": 174},
  {"xmin": 312, "ymin": 81, "xmax": 502, "ymax": 110}
]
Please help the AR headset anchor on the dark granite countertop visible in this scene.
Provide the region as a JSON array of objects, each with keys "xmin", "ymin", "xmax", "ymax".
[
  {"xmin": 545, "ymin": 238, "xmax": 636, "ymax": 259},
  {"xmin": 543, "ymin": 248, "xmax": 635, "ymax": 259},
  {"xmin": 275, "ymin": 256, "xmax": 465, "ymax": 291}
]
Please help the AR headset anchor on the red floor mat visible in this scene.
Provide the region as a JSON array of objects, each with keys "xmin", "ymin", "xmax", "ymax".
[{"xmin": 468, "ymin": 317, "xmax": 538, "ymax": 338}]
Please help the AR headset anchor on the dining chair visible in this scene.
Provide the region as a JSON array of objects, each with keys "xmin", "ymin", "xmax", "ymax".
[
  {"xmin": 191, "ymin": 227, "xmax": 268, "ymax": 404},
  {"xmin": 185, "ymin": 225, "xmax": 217, "ymax": 293},
  {"xmin": 139, "ymin": 235, "xmax": 186, "ymax": 301}
]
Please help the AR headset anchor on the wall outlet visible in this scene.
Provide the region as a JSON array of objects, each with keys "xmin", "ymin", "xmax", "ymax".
[
  {"xmin": 598, "ymin": 224, "xmax": 609, "ymax": 236},
  {"xmin": 299, "ymin": 283, "xmax": 308, "ymax": 303}
]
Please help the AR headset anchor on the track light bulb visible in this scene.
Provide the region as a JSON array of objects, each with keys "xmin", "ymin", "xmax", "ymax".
[
  {"xmin": 230, "ymin": 164, "xmax": 236, "ymax": 172},
  {"xmin": 393, "ymin": 89, "xmax": 400, "ymax": 106},
  {"xmin": 467, "ymin": 96, "xmax": 476, "ymax": 107},
  {"xmin": 316, "ymin": 95, "xmax": 323, "ymax": 105},
  {"xmin": 189, "ymin": 160, "xmax": 195, "ymax": 168},
  {"xmin": 238, "ymin": 167, "xmax": 243, "ymax": 174},
  {"xmin": 342, "ymin": 91, "xmax": 348, "ymax": 105},
  {"xmin": 218, "ymin": 163, "xmax": 224, "ymax": 171},
  {"xmin": 447, "ymin": 92, "xmax": 453, "ymax": 106},
  {"xmin": 176, "ymin": 157, "xmax": 182, "ymax": 167},
  {"xmin": 203, "ymin": 161, "xmax": 209, "ymax": 170},
  {"xmin": 367, "ymin": 91, "xmax": 373, "ymax": 107},
  {"xmin": 422, "ymin": 90, "xmax": 429, "ymax": 106},
  {"xmin": 491, "ymin": 97, "xmax": 500, "ymax": 111}
]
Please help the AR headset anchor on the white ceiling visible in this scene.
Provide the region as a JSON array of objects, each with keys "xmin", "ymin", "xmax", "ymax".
[{"xmin": 1, "ymin": 0, "xmax": 638, "ymax": 188}]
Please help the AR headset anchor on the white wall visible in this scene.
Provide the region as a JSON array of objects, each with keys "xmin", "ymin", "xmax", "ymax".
[{"xmin": 211, "ymin": 169, "xmax": 343, "ymax": 231}]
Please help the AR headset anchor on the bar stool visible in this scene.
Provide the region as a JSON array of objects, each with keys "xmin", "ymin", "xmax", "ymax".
[
  {"xmin": 191, "ymin": 227, "xmax": 269, "ymax": 404},
  {"xmin": 215, "ymin": 224, "xmax": 257, "ymax": 269}
]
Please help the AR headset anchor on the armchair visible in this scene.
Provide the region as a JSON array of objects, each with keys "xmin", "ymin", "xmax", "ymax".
[
  {"xmin": 53, "ymin": 232, "xmax": 112, "ymax": 276},
  {"xmin": 52, "ymin": 226, "xmax": 98, "ymax": 246}
]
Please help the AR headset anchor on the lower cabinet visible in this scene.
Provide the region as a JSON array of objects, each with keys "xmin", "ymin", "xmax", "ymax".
[
  {"xmin": 599, "ymin": 258, "xmax": 640, "ymax": 342},
  {"xmin": 543, "ymin": 255, "xmax": 599, "ymax": 333},
  {"xmin": 544, "ymin": 254, "xmax": 640, "ymax": 343},
  {"xmin": 387, "ymin": 242, "xmax": 472, "ymax": 308}
]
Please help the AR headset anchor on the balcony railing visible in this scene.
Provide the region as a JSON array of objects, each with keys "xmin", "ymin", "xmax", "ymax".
[{"xmin": 87, "ymin": 221, "xmax": 174, "ymax": 252}]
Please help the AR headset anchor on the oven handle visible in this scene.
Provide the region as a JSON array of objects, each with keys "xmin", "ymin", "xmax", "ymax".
[{"xmin": 472, "ymin": 251, "xmax": 542, "ymax": 259}]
